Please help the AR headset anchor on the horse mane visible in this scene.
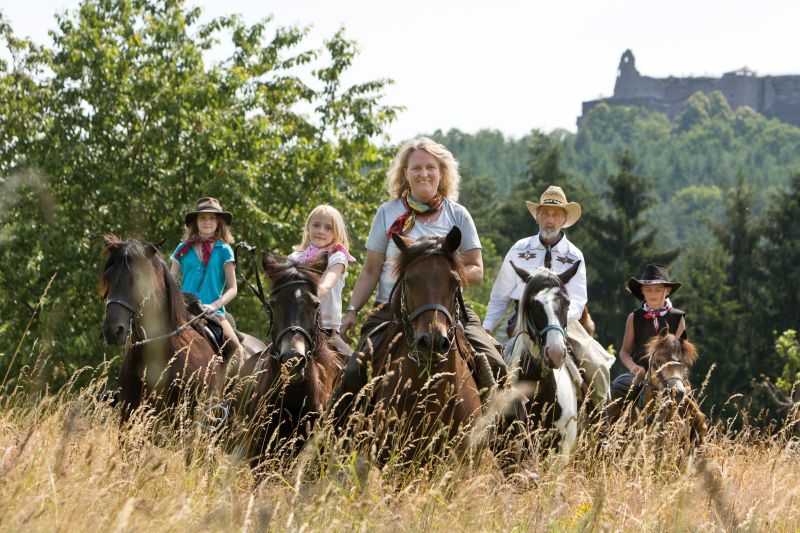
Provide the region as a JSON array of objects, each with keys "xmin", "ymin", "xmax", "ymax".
[
  {"xmin": 391, "ymin": 235, "xmax": 466, "ymax": 280},
  {"xmin": 101, "ymin": 235, "xmax": 190, "ymax": 329},
  {"xmin": 645, "ymin": 332, "xmax": 698, "ymax": 367}
]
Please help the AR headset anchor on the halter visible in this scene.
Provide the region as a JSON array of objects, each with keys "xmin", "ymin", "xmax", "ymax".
[
  {"xmin": 391, "ymin": 270, "xmax": 464, "ymax": 365},
  {"xmin": 267, "ymin": 278, "xmax": 321, "ymax": 362},
  {"xmin": 105, "ymin": 296, "xmax": 138, "ymax": 315},
  {"xmin": 646, "ymin": 359, "xmax": 686, "ymax": 391}
]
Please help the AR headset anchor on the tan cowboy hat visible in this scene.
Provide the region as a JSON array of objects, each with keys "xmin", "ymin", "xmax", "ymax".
[
  {"xmin": 184, "ymin": 197, "xmax": 233, "ymax": 226},
  {"xmin": 627, "ymin": 264, "xmax": 682, "ymax": 301},
  {"xmin": 525, "ymin": 185, "xmax": 582, "ymax": 228}
]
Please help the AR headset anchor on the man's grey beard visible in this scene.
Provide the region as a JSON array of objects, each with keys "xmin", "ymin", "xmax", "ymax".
[{"xmin": 540, "ymin": 228, "xmax": 560, "ymax": 241}]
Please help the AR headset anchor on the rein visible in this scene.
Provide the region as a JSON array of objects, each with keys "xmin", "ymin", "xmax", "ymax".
[
  {"xmin": 104, "ymin": 290, "xmax": 209, "ymax": 348},
  {"xmin": 234, "ymin": 242, "xmax": 272, "ymax": 338}
]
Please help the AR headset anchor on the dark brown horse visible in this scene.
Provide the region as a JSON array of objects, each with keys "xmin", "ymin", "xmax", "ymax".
[
  {"xmin": 346, "ymin": 227, "xmax": 487, "ymax": 467},
  {"xmin": 244, "ymin": 252, "xmax": 347, "ymax": 467},
  {"xmin": 100, "ymin": 236, "xmax": 222, "ymax": 423},
  {"xmin": 508, "ymin": 261, "xmax": 582, "ymax": 455},
  {"xmin": 611, "ymin": 329, "xmax": 707, "ymax": 447}
]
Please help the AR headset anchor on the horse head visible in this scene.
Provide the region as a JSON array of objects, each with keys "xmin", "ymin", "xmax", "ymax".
[
  {"xmin": 261, "ymin": 251, "xmax": 325, "ymax": 374},
  {"xmin": 644, "ymin": 328, "xmax": 697, "ymax": 400},
  {"xmin": 390, "ymin": 226, "xmax": 464, "ymax": 362},
  {"xmin": 510, "ymin": 260, "xmax": 580, "ymax": 370},
  {"xmin": 100, "ymin": 235, "xmax": 168, "ymax": 345}
]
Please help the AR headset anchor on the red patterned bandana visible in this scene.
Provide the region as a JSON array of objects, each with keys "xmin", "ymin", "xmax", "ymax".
[
  {"xmin": 643, "ymin": 298, "xmax": 673, "ymax": 333},
  {"xmin": 387, "ymin": 193, "xmax": 444, "ymax": 237},
  {"xmin": 175, "ymin": 237, "xmax": 216, "ymax": 266}
]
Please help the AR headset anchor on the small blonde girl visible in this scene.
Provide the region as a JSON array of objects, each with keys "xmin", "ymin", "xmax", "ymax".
[
  {"xmin": 288, "ymin": 205, "xmax": 355, "ymax": 354},
  {"xmin": 170, "ymin": 197, "xmax": 242, "ymax": 358}
]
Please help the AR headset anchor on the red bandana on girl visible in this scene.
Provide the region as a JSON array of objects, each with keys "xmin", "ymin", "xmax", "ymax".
[
  {"xmin": 642, "ymin": 298, "xmax": 673, "ymax": 333},
  {"xmin": 174, "ymin": 236, "xmax": 216, "ymax": 266},
  {"xmin": 387, "ymin": 192, "xmax": 444, "ymax": 237},
  {"xmin": 295, "ymin": 243, "xmax": 356, "ymax": 264}
]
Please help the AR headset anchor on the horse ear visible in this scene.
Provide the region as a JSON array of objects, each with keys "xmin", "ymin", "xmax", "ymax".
[
  {"xmin": 510, "ymin": 261, "xmax": 531, "ymax": 284},
  {"xmin": 680, "ymin": 330, "xmax": 688, "ymax": 341},
  {"xmin": 261, "ymin": 250, "xmax": 278, "ymax": 270},
  {"xmin": 659, "ymin": 326, "xmax": 670, "ymax": 338},
  {"xmin": 308, "ymin": 253, "xmax": 329, "ymax": 275},
  {"xmin": 391, "ymin": 232, "xmax": 413, "ymax": 252},
  {"xmin": 102, "ymin": 234, "xmax": 120, "ymax": 251},
  {"xmin": 444, "ymin": 226, "xmax": 462, "ymax": 254},
  {"xmin": 145, "ymin": 242, "xmax": 160, "ymax": 259},
  {"xmin": 558, "ymin": 260, "xmax": 581, "ymax": 285},
  {"xmin": 154, "ymin": 238, "xmax": 167, "ymax": 250}
]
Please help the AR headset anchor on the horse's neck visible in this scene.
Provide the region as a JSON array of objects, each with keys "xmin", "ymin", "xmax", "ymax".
[{"xmin": 131, "ymin": 291, "xmax": 173, "ymax": 341}]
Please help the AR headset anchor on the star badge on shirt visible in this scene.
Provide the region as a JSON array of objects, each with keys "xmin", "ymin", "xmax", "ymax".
[
  {"xmin": 517, "ymin": 251, "xmax": 537, "ymax": 260},
  {"xmin": 556, "ymin": 253, "xmax": 578, "ymax": 265}
]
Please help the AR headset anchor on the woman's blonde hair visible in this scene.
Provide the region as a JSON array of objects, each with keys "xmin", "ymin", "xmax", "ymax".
[
  {"xmin": 293, "ymin": 204, "xmax": 350, "ymax": 252},
  {"xmin": 183, "ymin": 215, "xmax": 234, "ymax": 244},
  {"xmin": 386, "ymin": 137, "xmax": 460, "ymax": 201}
]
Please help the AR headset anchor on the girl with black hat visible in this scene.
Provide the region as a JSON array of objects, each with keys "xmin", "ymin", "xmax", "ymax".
[{"xmin": 611, "ymin": 263, "xmax": 686, "ymax": 398}]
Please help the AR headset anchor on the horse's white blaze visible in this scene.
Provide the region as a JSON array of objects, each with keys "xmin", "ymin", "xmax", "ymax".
[
  {"xmin": 534, "ymin": 287, "xmax": 567, "ymax": 362},
  {"xmin": 553, "ymin": 365, "xmax": 578, "ymax": 455}
]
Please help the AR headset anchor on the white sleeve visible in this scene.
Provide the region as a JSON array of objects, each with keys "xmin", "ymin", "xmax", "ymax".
[
  {"xmin": 327, "ymin": 251, "xmax": 348, "ymax": 268},
  {"xmin": 566, "ymin": 255, "xmax": 587, "ymax": 320},
  {"xmin": 483, "ymin": 250, "xmax": 518, "ymax": 331}
]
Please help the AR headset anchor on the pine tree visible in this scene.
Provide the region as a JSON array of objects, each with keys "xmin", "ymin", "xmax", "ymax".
[{"xmin": 583, "ymin": 151, "xmax": 679, "ymax": 348}]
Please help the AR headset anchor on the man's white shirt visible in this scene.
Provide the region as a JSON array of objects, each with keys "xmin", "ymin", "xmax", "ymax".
[{"xmin": 483, "ymin": 233, "xmax": 587, "ymax": 332}]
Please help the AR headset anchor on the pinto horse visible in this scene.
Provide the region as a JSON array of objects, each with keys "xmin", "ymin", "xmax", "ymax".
[
  {"xmin": 611, "ymin": 329, "xmax": 707, "ymax": 447},
  {"xmin": 343, "ymin": 227, "xmax": 492, "ymax": 467},
  {"xmin": 244, "ymin": 253, "xmax": 347, "ymax": 466},
  {"xmin": 100, "ymin": 236, "xmax": 223, "ymax": 423},
  {"xmin": 507, "ymin": 261, "xmax": 582, "ymax": 455}
]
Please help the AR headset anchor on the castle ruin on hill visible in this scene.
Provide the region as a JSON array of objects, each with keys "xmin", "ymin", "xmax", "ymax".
[{"xmin": 578, "ymin": 50, "xmax": 800, "ymax": 127}]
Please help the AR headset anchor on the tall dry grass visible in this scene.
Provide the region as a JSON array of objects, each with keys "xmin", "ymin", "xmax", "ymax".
[{"xmin": 1, "ymin": 355, "xmax": 799, "ymax": 532}]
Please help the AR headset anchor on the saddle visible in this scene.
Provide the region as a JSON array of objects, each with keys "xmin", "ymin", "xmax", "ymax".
[{"xmin": 182, "ymin": 292, "xmax": 267, "ymax": 359}]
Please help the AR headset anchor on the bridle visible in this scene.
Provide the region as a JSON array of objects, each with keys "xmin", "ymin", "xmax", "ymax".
[
  {"xmin": 646, "ymin": 357, "xmax": 686, "ymax": 392},
  {"xmin": 267, "ymin": 278, "xmax": 322, "ymax": 362},
  {"xmin": 513, "ymin": 299, "xmax": 569, "ymax": 372},
  {"xmin": 390, "ymin": 265, "xmax": 466, "ymax": 365}
]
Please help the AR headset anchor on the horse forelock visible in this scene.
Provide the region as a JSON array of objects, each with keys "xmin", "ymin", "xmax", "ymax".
[
  {"xmin": 646, "ymin": 332, "xmax": 693, "ymax": 366},
  {"xmin": 391, "ymin": 235, "xmax": 465, "ymax": 281},
  {"xmin": 519, "ymin": 270, "xmax": 567, "ymax": 325},
  {"xmin": 264, "ymin": 258, "xmax": 322, "ymax": 294},
  {"xmin": 101, "ymin": 237, "xmax": 188, "ymax": 328}
]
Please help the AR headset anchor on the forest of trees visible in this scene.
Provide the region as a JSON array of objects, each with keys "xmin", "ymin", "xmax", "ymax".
[
  {"xmin": 433, "ymin": 98, "xmax": 800, "ymax": 415},
  {"xmin": 1, "ymin": 0, "xmax": 798, "ymax": 419}
]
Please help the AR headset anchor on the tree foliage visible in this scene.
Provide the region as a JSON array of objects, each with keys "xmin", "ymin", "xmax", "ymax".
[{"xmin": 0, "ymin": 0, "xmax": 398, "ymax": 384}]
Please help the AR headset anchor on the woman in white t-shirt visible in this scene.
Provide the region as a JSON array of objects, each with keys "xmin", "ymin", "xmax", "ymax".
[
  {"xmin": 289, "ymin": 204, "xmax": 355, "ymax": 356},
  {"xmin": 337, "ymin": 137, "xmax": 509, "ymax": 404}
]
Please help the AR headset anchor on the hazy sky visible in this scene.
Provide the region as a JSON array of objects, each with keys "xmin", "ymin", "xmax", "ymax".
[{"xmin": 3, "ymin": 0, "xmax": 798, "ymax": 142}]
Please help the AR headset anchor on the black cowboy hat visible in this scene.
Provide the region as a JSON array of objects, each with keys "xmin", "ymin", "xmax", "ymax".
[
  {"xmin": 184, "ymin": 197, "xmax": 232, "ymax": 226},
  {"xmin": 627, "ymin": 263, "xmax": 682, "ymax": 300}
]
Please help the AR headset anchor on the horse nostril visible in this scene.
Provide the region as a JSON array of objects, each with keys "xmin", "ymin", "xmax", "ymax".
[
  {"xmin": 435, "ymin": 335, "xmax": 451, "ymax": 354},
  {"xmin": 280, "ymin": 350, "xmax": 304, "ymax": 365},
  {"xmin": 115, "ymin": 325, "xmax": 125, "ymax": 340},
  {"xmin": 415, "ymin": 333, "xmax": 432, "ymax": 352}
]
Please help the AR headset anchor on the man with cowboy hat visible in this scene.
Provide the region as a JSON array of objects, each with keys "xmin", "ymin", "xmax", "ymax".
[{"xmin": 483, "ymin": 185, "xmax": 614, "ymax": 410}]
